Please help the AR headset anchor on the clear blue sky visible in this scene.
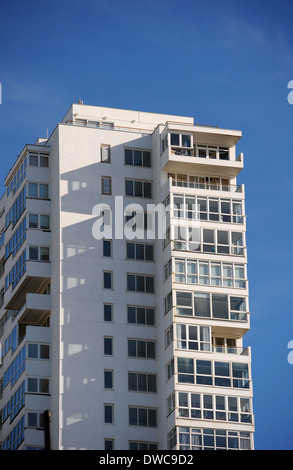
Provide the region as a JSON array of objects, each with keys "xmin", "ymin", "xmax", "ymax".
[{"xmin": 1, "ymin": 0, "xmax": 293, "ymax": 450}]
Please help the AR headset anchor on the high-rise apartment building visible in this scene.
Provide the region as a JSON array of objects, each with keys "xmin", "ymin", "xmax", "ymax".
[{"xmin": 0, "ymin": 104, "xmax": 254, "ymax": 450}]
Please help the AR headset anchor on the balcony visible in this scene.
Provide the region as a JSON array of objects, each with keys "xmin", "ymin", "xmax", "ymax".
[
  {"xmin": 17, "ymin": 293, "xmax": 51, "ymax": 325},
  {"xmin": 5, "ymin": 260, "xmax": 51, "ymax": 311},
  {"xmin": 161, "ymin": 146, "xmax": 243, "ymax": 177},
  {"xmin": 211, "ymin": 345, "xmax": 250, "ymax": 356}
]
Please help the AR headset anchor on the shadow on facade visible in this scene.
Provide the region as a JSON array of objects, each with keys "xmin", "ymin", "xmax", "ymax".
[{"xmin": 59, "ymin": 162, "xmax": 115, "ymax": 449}]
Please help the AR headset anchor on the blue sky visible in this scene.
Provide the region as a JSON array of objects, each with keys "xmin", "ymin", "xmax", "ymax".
[{"xmin": 0, "ymin": 0, "xmax": 293, "ymax": 450}]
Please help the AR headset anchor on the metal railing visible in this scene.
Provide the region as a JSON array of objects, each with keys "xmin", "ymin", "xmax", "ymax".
[{"xmin": 170, "ymin": 178, "xmax": 243, "ymax": 193}]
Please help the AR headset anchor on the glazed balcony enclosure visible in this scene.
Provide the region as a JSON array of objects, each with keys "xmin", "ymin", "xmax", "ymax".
[{"xmin": 160, "ymin": 123, "xmax": 243, "ymax": 177}]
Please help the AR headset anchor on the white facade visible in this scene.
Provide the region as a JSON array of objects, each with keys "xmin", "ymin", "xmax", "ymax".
[{"xmin": 0, "ymin": 104, "xmax": 254, "ymax": 450}]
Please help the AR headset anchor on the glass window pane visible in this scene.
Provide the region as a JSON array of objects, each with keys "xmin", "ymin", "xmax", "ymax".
[
  {"xmin": 104, "ymin": 272, "xmax": 112, "ymax": 289},
  {"xmin": 137, "ymin": 373, "xmax": 147, "ymax": 391},
  {"xmin": 104, "ymin": 304, "xmax": 112, "ymax": 322},
  {"xmin": 212, "ymin": 294, "xmax": 228, "ymax": 319},
  {"xmin": 134, "ymin": 181, "xmax": 143, "ymax": 197},
  {"xmin": 103, "ymin": 240, "xmax": 111, "ymax": 257},
  {"xmin": 143, "ymin": 151, "xmax": 151, "ymax": 167},
  {"xmin": 171, "ymin": 134, "xmax": 180, "ymax": 146},
  {"xmin": 29, "ymin": 214, "xmax": 38, "ymax": 228},
  {"xmin": 39, "ymin": 379, "xmax": 49, "ymax": 393},
  {"xmin": 40, "ymin": 215, "xmax": 50, "ymax": 230},
  {"xmin": 134, "ymin": 150, "xmax": 142, "ymax": 166},
  {"xmin": 128, "ymin": 340, "xmax": 136, "ymax": 357},
  {"xmin": 138, "ymin": 408, "xmax": 147, "ymax": 426},
  {"xmin": 146, "ymin": 308, "xmax": 155, "ymax": 325},
  {"xmin": 28, "ymin": 378, "xmax": 38, "ymax": 392},
  {"xmin": 40, "ymin": 345, "xmax": 49, "ymax": 359},
  {"xmin": 125, "ymin": 180, "xmax": 133, "ymax": 196},
  {"xmin": 105, "ymin": 370, "xmax": 113, "ymax": 389},
  {"xmin": 40, "ymin": 156, "xmax": 49, "ymax": 167},
  {"xmin": 125, "ymin": 149, "xmax": 133, "ymax": 165},
  {"xmin": 28, "ymin": 183, "xmax": 38, "ymax": 198},
  {"xmin": 104, "ymin": 337, "xmax": 112, "ymax": 355},
  {"xmin": 40, "ymin": 247, "xmax": 49, "ymax": 261},
  {"xmin": 29, "ymin": 246, "xmax": 39, "ymax": 260},
  {"xmin": 144, "ymin": 182, "xmax": 152, "ymax": 198},
  {"xmin": 129, "ymin": 407, "xmax": 137, "ymax": 426},
  {"xmin": 127, "ymin": 275, "xmax": 135, "ymax": 291},
  {"xmin": 29, "ymin": 155, "xmax": 38, "ymax": 166},
  {"xmin": 194, "ymin": 293, "xmax": 210, "ymax": 317},
  {"xmin": 104, "ymin": 405, "xmax": 113, "ymax": 423},
  {"xmin": 137, "ymin": 308, "xmax": 145, "ymax": 324},
  {"xmin": 28, "ymin": 343, "xmax": 38, "ymax": 358},
  {"xmin": 177, "ymin": 291, "xmax": 192, "ymax": 306},
  {"xmin": 27, "ymin": 412, "xmax": 38, "ymax": 427},
  {"xmin": 182, "ymin": 135, "xmax": 191, "ymax": 147},
  {"xmin": 218, "ymin": 231, "xmax": 228, "ymax": 245},
  {"xmin": 39, "ymin": 184, "xmax": 49, "ymax": 198}
]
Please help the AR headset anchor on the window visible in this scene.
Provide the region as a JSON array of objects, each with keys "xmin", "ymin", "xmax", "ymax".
[
  {"xmin": 28, "ymin": 152, "xmax": 49, "ymax": 167},
  {"xmin": 104, "ymin": 370, "xmax": 113, "ymax": 389},
  {"xmin": 128, "ymin": 372, "xmax": 156, "ymax": 392},
  {"xmin": 5, "ymin": 218, "xmax": 26, "ymax": 260},
  {"xmin": 104, "ymin": 304, "xmax": 112, "ymax": 322},
  {"xmin": 104, "ymin": 337, "xmax": 113, "ymax": 356},
  {"xmin": 169, "ymin": 133, "xmax": 191, "ymax": 148},
  {"xmin": 174, "ymin": 258, "xmax": 246, "ymax": 288},
  {"xmin": 176, "ymin": 324, "xmax": 211, "ymax": 351},
  {"xmin": 6, "ymin": 187, "xmax": 27, "ymax": 228},
  {"xmin": 125, "ymin": 148, "xmax": 151, "ymax": 167},
  {"xmin": 126, "ymin": 242, "xmax": 154, "ymax": 261},
  {"xmin": 28, "ymin": 214, "xmax": 50, "ymax": 230},
  {"xmin": 173, "ymin": 226, "xmax": 245, "ymax": 256},
  {"xmin": 104, "ymin": 404, "xmax": 114, "ymax": 423},
  {"xmin": 5, "ymin": 250, "xmax": 26, "ymax": 291},
  {"xmin": 27, "ymin": 377, "xmax": 49, "ymax": 394},
  {"xmin": 3, "ymin": 346, "xmax": 25, "ymax": 389},
  {"xmin": 172, "ymin": 194, "xmax": 243, "ymax": 224},
  {"xmin": 166, "ymin": 359, "xmax": 174, "ymax": 381},
  {"xmin": 28, "ymin": 214, "xmax": 38, "ymax": 228},
  {"xmin": 27, "ymin": 343, "xmax": 50, "ymax": 359},
  {"xmin": 27, "ymin": 411, "xmax": 45, "ymax": 428},
  {"xmin": 103, "ymin": 271, "xmax": 113, "ymax": 289},
  {"xmin": 3, "ymin": 381, "xmax": 25, "ymax": 423},
  {"xmin": 102, "ymin": 176, "xmax": 112, "ymax": 195},
  {"xmin": 28, "ymin": 183, "xmax": 49, "ymax": 199},
  {"xmin": 169, "ymin": 427, "xmax": 252, "ymax": 451},
  {"xmin": 175, "ymin": 291, "xmax": 192, "ymax": 316},
  {"xmin": 127, "ymin": 306, "xmax": 155, "ymax": 325},
  {"xmin": 125, "ymin": 179, "xmax": 152, "ymax": 198},
  {"xmin": 164, "ymin": 291, "xmax": 173, "ymax": 313},
  {"xmin": 164, "ymin": 259, "xmax": 172, "ymax": 280},
  {"xmin": 128, "ymin": 339, "xmax": 155, "ymax": 359},
  {"xmin": 177, "ymin": 357, "xmax": 194, "ymax": 384},
  {"xmin": 30, "ymin": 154, "xmax": 38, "ymax": 166},
  {"xmin": 194, "ymin": 144, "xmax": 229, "ymax": 160},
  {"xmin": 129, "ymin": 442, "xmax": 158, "ymax": 450},
  {"xmin": 28, "ymin": 246, "xmax": 50, "ymax": 262},
  {"xmin": 2, "ymin": 416, "xmax": 25, "ymax": 450},
  {"xmin": 103, "ymin": 240, "xmax": 112, "ymax": 257},
  {"xmin": 101, "ymin": 144, "xmax": 111, "ymax": 163},
  {"xmin": 104, "ymin": 439, "xmax": 114, "ymax": 450},
  {"xmin": 176, "ymin": 291, "xmax": 249, "ymax": 321},
  {"xmin": 129, "ymin": 407, "xmax": 157, "ymax": 427},
  {"xmin": 127, "ymin": 274, "xmax": 154, "ymax": 293},
  {"xmin": 6, "ymin": 156, "xmax": 27, "ymax": 197}
]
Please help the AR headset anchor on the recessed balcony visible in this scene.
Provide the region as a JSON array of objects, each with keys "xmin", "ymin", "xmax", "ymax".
[{"xmin": 17, "ymin": 293, "xmax": 51, "ymax": 325}]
